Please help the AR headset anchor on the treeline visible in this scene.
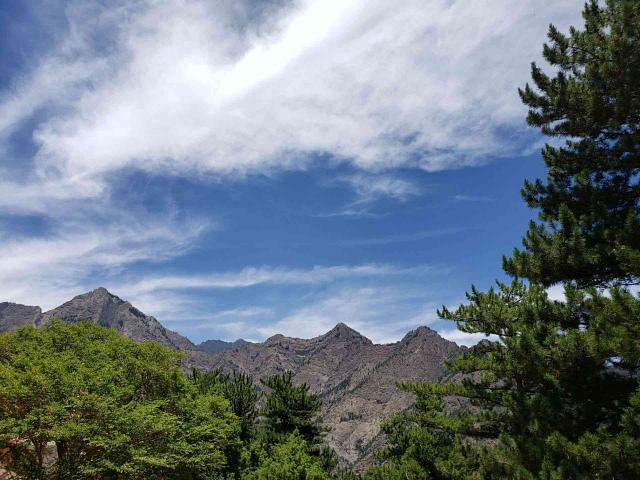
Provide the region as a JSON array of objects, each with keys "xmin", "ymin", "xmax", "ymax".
[{"xmin": 2, "ymin": 0, "xmax": 640, "ymax": 478}]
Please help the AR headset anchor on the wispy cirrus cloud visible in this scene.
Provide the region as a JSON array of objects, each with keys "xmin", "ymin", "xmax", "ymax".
[
  {"xmin": 0, "ymin": 214, "xmax": 210, "ymax": 310},
  {"xmin": 1, "ymin": 0, "xmax": 582, "ymax": 205},
  {"xmin": 333, "ymin": 228, "xmax": 465, "ymax": 247},
  {"xmin": 323, "ymin": 173, "xmax": 424, "ymax": 216},
  {"xmin": 343, "ymin": 174, "xmax": 423, "ymax": 203},
  {"xmin": 112, "ymin": 263, "xmax": 433, "ymax": 296},
  {"xmin": 453, "ymin": 194, "xmax": 495, "ymax": 203}
]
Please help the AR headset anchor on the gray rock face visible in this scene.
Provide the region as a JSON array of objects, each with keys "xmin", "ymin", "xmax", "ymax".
[
  {"xmin": 38, "ymin": 287, "xmax": 196, "ymax": 352},
  {"xmin": 0, "ymin": 302, "xmax": 42, "ymax": 331},
  {"xmin": 197, "ymin": 338, "xmax": 250, "ymax": 354}
]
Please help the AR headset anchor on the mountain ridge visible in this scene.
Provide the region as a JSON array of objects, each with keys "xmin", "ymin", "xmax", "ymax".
[{"xmin": 0, "ymin": 287, "xmax": 463, "ymax": 469}]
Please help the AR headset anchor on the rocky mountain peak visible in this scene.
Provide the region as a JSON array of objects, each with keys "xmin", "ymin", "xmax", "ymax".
[
  {"xmin": 264, "ymin": 333, "xmax": 288, "ymax": 345},
  {"xmin": 39, "ymin": 287, "xmax": 123, "ymax": 327},
  {"xmin": 401, "ymin": 325, "xmax": 440, "ymax": 342},
  {"xmin": 70, "ymin": 286, "xmax": 117, "ymax": 303},
  {"xmin": 320, "ymin": 322, "xmax": 372, "ymax": 344},
  {"xmin": 89, "ymin": 286, "xmax": 111, "ymax": 296},
  {"xmin": 29, "ymin": 288, "xmax": 197, "ymax": 353}
]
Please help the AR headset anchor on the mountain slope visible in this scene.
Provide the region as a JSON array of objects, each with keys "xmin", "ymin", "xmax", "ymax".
[
  {"xmin": 0, "ymin": 302, "xmax": 42, "ymax": 332},
  {"xmin": 208, "ymin": 323, "xmax": 463, "ymax": 468},
  {"xmin": 197, "ymin": 338, "xmax": 250, "ymax": 354},
  {"xmin": 38, "ymin": 287, "xmax": 195, "ymax": 351},
  {"xmin": 319, "ymin": 327, "xmax": 462, "ymax": 465}
]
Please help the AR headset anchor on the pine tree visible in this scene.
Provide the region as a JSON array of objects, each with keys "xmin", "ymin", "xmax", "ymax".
[
  {"xmin": 224, "ymin": 371, "xmax": 261, "ymax": 440},
  {"xmin": 260, "ymin": 371, "xmax": 323, "ymax": 445},
  {"xmin": 380, "ymin": 2, "xmax": 640, "ymax": 478},
  {"xmin": 503, "ymin": 0, "xmax": 640, "ymax": 287},
  {"xmin": 258, "ymin": 371, "xmax": 338, "ymax": 473}
]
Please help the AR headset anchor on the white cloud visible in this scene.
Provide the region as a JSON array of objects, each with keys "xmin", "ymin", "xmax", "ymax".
[
  {"xmin": 546, "ymin": 284, "xmax": 566, "ymax": 302},
  {"xmin": 0, "ymin": 176, "xmax": 108, "ymax": 216},
  {"xmin": 323, "ymin": 173, "xmax": 423, "ymax": 216},
  {"xmin": 113, "ymin": 263, "xmax": 432, "ymax": 297},
  {"xmin": 157, "ymin": 307, "xmax": 274, "ymax": 342},
  {"xmin": 165, "ymin": 307, "xmax": 275, "ymax": 338},
  {"xmin": 343, "ymin": 173, "xmax": 422, "ymax": 203},
  {"xmin": 439, "ymin": 328, "xmax": 497, "ymax": 347},
  {"xmin": 0, "ymin": 0, "xmax": 582, "ymax": 206},
  {"xmin": 0, "ymin": 214, "xmax": 209, "ymax": 310},
  {"xmin": 453, "ymin": 194, "xmax": 494, "ymax": 203}
]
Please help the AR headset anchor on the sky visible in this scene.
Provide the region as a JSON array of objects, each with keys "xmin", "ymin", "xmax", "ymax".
[{"xmin": 0, "ymin": 0, "xmax": 584, "ymax": 346}]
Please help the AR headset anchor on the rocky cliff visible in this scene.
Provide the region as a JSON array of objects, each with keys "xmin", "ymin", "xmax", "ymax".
[
  {"xmin": 207, "ymin": 322, "xmax": 462, "ymax": 468},
  {"xmin": 0, "ymin": 302, "xmax": 42, "ymax": 332}
]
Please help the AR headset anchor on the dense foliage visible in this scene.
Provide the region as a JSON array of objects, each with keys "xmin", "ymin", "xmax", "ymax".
[
  {"xmin": 0, "ymin": 321, "xmax": 336, "ymax": 479},
  {"xmin": 375, "ymin": 1, "xmax": 640, "ymax": 478},
  {"xmin": 0, "ymin": 320, "xmax": 238, "ymax": 479},
  {"xmin": 504, "ymin": 0, "xmax": 640, "ymax": 287},
  {"xmin": 260, "ymin": 371, "xmax": 324, "ymax": 445}
]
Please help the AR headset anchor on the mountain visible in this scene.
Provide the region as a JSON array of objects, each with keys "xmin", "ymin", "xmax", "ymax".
[
  {"xmin": 197, "ymin": 338, "xmax": 250, "ymax": 354},
  {"xmin": 208, "ymin": 322, "xmax": 463, "ymax": 468},
  {"xmin": 0, "ymin": 289, "xmax": 463, "ymax": 469},
  {"xmin": 0, "ymin": 288, "xmax": 212, "ymax": 369},
  {"xmin": 39, "ymin": 287, "xmax": 196, "ymax": 351}
]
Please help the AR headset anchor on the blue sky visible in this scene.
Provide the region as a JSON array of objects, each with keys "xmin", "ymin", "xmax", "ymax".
[{"xmin": 0, "ymin": 0, "xmax": 583, "ymax": 345}]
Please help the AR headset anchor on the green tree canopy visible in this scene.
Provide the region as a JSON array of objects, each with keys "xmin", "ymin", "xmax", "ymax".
[
  {"xmin": 260, "ymin": 371, "xmax": 323, "ymax": 445},
  {"xmin": 0, "ymin": 320, "xmax": 239, "ymax": 479},
  {"xmin": 504, "ymin": 0, "xmax": 640, "ymax": 287},
  {"xmin": 244, "ymin": 432, "xmax": 331, "ymax": 480},
  {"xmin": 192, "ymin": 369, "xmax": 260, "ymax": 440}
]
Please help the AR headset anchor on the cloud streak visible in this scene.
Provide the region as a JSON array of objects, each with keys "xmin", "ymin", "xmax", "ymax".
[
  {"xmin": 0, "ymin": 214, "xmax": 210, "ymax": 310},
  {"xmin": 1, "ymin": 0, "xmax": 582, "ymax": 202},
  {"xmin": 113, "ymin": 263, "xmax": 433, "ymax": 296}
]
